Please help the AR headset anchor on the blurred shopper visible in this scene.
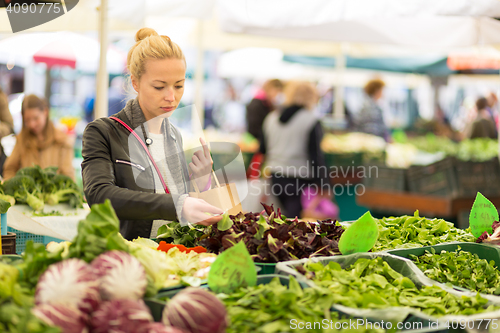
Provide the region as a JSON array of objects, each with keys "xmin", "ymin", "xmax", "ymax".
[
  {"xmin": 487, "ymin": 92, "xmax": 499, "ymax": 132},
  {"xmin": 246, "ymin": 79, "xmax": 284, "ymax": 179},
  {"xmin": 0, "ymin": 87, "xmax": 14, "ymax": 175},
  {"xmin": 246, "ymin": 79, "xmax": 284, "ymax": 143},
  {"xmin": 356, "ymin": 78, "xmax": 389, "ymax": 141},
  {"xmin": 260, "ymin": 81, "xmax": 331, "ymax": 219},
  {"xmin": 469, "ymin": 97, "xmax": 497, "ymax": 139},
  {"xmin": 108, "ymin": 76, "xmax": 127, "ymax": 117},
  {"xmin": 83, "ymin": 77, "xmax": 127, "ymax": 123},
  {"xmin": 3, "ymin": 94, "xmax": 74, "ymax": 180}
]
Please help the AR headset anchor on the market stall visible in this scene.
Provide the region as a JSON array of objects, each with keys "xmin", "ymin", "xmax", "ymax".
[{"xmin": 2, "ymin": 191, "xmax": 500, "ymax": 332}]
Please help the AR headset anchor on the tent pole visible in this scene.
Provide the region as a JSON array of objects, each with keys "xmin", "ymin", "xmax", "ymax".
[
  {"xmin": 194, "ymin": 19, "xmax": 205, "ymax": 131},
  {"xmin": 333, "ymin": 43, "xmax": 347, "ymax": 122},
  {"xmin": 95, "ymin": 0, "xmax": 109, "ymax": 120}
]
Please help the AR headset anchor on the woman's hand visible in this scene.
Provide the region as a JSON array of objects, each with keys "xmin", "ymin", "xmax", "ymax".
[
  {"xmin": 182, "ymin": 197, "xmax": 223, "ymax": 226},
  {"xmin": 189, "ymin": 137, "xmax": 213, "ymax": 191}
]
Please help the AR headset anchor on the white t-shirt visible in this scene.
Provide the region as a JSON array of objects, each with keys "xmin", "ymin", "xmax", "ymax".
[{"xmin": 148, "ymin": 132, "xmax": 180, "ymax": 238}]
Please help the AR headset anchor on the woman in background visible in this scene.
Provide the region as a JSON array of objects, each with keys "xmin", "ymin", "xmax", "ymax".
[
  {"xmin": 260, "ymin": 81, "xmax": 331, "ymax": 219},
  {"xmin": 0, "ymin": 87, "xmax": 14, "ymax": 175},
  {"xmin": 3, "ymin": 94, "xmax": 74, "ymax": 180},
  {"xmin": 469, "ymin": 97, "xmax": 497, "ymax": 139},
  {"xmin": 356, "ymin": 78, "xmax": 389, "ymax": 141}
]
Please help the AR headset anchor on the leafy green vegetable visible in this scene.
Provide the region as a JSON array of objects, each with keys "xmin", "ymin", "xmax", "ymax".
[
  {"xmin": 220, "ymin": 277, "xmax": 385, "ymax": 333},
  {"xmin": 156, "ymin": 222, "xmax": 207, "ymax": 248},
  {"xmin": 127, "ymin": 240, "xmax": 216, "ymax": 292},
  {"xmin": 18, "ymin": 242, "xmax": 63, "ymax": 290},
  {"xmin": 67, "ymin": 199, "xmax": 129, "ymax": 262},
  {"xmin": 456, "ymin": 138, "xmax": 499, "ymax": 162},
  {"xmin": 0, "ymin": 197, "xmax": 11, "ymax": 214},
  {"xmin": 302, "ymin": 257, "xmax": 498, "ymax": 317},
  {"xmin": 410, "ymin": 247, "xmax": 500, "ymax": 295},
  {"xmin": 0, "ymin": 193, "xmax": 15, "ymax": 207},
  {"xmin": 407, "ymin": 136, "xmax": 498, "ymax": 162},
  {"xmin": 4, "ymin": 166, "xmax": 84, "ymax": 210},
  {"xmin": 217, "ymin": 211, "xmax": 232, "ymax": 231},
  {"xmin": 3, "ymin": 175, "xmax": 44, "ymax": 211},
  {"xmin": 200, "ymin": 203, "xmax": 345, "ymax": 263},
  {"xmin": 31, "ymin": 210, "xmax": 63, "ymax": 217},
  {"xmin": 0, "ymin": 262, "xmax": 60, "ymax": 333},
  {"xmin": 373, "ymin": 211, "xmax": 475, "ymax": 252}
]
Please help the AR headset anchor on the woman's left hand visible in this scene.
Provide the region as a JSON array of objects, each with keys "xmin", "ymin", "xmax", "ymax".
[{"xmin": 189, "ymin": 137, "xmax": 213, "ymax": 191}]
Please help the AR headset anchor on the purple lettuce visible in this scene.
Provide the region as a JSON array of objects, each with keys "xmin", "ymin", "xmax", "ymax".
[{"xmin": 199, "ymin": 203, "xmax": 344, "ymax": 263}]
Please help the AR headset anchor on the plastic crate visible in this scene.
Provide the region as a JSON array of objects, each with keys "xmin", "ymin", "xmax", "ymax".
[
  {"xmin": 1, "ymin": 232, "xmax": 16, "ymax": 255},
  {"xmin": 387, "ymin": 242, "xmax": 500, "ymax": 296},
  {"xmin": 7, "ymin": 227, "xmax": 64, "ymax": 254},
  {"xmin": 275, "ymin": 252, "xmax": 500, "ymax": 333},
  {"xmin": 0, "ymin": 254, "xmax": 23, "ymax": 265},
  {"xmin": 255, "ymin": 262, "xmax": 276, "ymax": 275},
  {"xmin": 407, "ymin": 157, "xmax": 459, "ymax": 197},
  {"xmin": 455, "ymin": 158, "xmax": 500, "ymax": 197},
  {"xmin": 324, "ymin": 152, "xmax": 364, "ymax": 168},
  {"xmin": 362, "ymin": 164, "xmax": 408, "ymax": 192}
]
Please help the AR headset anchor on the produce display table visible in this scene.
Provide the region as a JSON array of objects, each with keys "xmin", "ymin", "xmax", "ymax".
[{"xmin": 356, "ymin": 189, "xmax": 500, "ymax": 221}]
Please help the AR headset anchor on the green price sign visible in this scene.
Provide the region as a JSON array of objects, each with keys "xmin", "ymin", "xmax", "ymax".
[
  {"xmin": 208, "ymin": 241, "xmax": 257, "ymax": 294},
  {"xmin": 469, "ymin": 192, "xmax": 499, "ymax": 238},
  {"xmin": 339, "ymin": 211, "xmax": 379, "ymax": 255}
]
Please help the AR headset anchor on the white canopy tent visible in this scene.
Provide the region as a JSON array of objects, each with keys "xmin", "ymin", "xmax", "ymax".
[
  {"xmin": 218, "ymin": 0, "xmax": 500, "ymax": 48},
  {"xmin": 2, "ymin": 0, "xmax": 500, "ymax": 119}
]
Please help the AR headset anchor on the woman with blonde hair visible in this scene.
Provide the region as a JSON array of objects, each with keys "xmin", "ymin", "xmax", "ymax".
[
  {"xmin": 260, "ymin": 81, "xmax": 331, "ymax": 219},
  {"xmin": 82, "ymin": 28, "xmax": 223, "ymax": 240},
  {"xmin": 3, "ymin": 94, "xmax": 74, "ymax": 180}
]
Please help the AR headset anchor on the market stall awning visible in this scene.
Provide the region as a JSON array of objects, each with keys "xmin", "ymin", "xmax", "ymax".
[
  {"xmin": 0, "ymin": 31, "xmax": 126, "ymax": 73},
  {"xmin": 218, "ymin": 0, "xmax": 500, "ymax": 48},
  {"xmin": 283, "ymin": 55, "xmax": 454, "ymax": 75}
]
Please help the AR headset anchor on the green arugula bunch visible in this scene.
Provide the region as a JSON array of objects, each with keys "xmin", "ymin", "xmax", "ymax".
[
  {"xmin": 303, "ymin": 257, "xmax": 497, "ymax": 317},
  {"xmin": 410, "ymin": 247, "xmax": 500, "ymax": 295},
  {"xmin": 220, "ymin": 277, "xmax": 384, "ymax": 333},
  {"xmin": 373, "ymin": 211, "xmax": 475, "ymax": 252}
]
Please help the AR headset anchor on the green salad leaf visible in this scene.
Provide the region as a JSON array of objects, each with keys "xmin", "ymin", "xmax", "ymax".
[
  {"xmin": 221, "ymin": 277, "xmax": 385, "ymax": 333},
  {"xmin": 410, "ymin": 247, "xmax": 500, "ymax": 295},
  {"xmin": 301, "ymin": 257, "xmax": 498, "ymax": 317},
  {"xmin": 373, "ymin": 211, "xmax": 475, "ymax": 252}
]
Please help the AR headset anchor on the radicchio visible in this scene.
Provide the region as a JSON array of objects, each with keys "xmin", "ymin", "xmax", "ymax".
[
  {"xmin": 91, "ymin": 250, "xmax": 147, "ymax": 300},
  {"xmin": 35, "ymin": 258, "xmax": 100, "ymax": 314},
  {"xmin": 90, "ymin": 299, "xmax": 153, "ymax": 333},
  {"xmin": 476, "ymin": 221, "xmax": 500, "ymax": 244},
  {"xmin": 162, "ymin": 288, "xmax": 227, "ymax": 333},
  {"xmin": 31, "ymin": 304, "xmax": 89, "ymax": 333}
]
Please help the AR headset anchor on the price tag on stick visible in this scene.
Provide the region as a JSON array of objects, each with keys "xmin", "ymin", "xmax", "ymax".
[
  {"xmin": 208, "ymin": 241, "xmax": 257, "ymax": 294},
  {"xmin": 469, "ymin": 192, "xmax": 499, "ymax": 238},
  {"xmin": 338, "ymin": 211, "xmax": 379, "ymax": 255}
]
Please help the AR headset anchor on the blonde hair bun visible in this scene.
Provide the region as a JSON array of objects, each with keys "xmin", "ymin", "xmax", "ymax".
[
  {"xmin": 135, "ymin": 27, "xmax": 159, "ymax": 42},
  {"xmin": 128, "ymin": 27, "xmax": 185, "ymax": 81}
]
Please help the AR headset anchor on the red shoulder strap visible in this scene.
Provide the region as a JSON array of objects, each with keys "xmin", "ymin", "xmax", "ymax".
[{"xmin": 110, "ymin": 117, "xmax": 170, "ymax": 194}]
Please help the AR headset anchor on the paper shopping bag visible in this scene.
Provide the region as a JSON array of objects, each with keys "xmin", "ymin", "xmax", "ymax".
[{"xmin": 189, "ymin": 171, "xmax": 243, "ymax": 215}]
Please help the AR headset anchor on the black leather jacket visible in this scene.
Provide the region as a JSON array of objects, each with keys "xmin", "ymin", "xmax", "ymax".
[{"xmin": 81, "ymin": 99, "xmax": 189, "ymax": 240}]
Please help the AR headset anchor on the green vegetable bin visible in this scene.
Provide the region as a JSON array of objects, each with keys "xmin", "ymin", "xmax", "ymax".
[
  {"xmin": 144, "ymin": 274, "xmax": 302, "ymax": 322},
  {"xmin": 275, "ymin": 252, "xmax": 500, "ymax": 333},
  {"xmin": 255, "ymin": 262, "xmax": 276, "ymax": 275},
  {"xmin": 0, "ymin": 254, "xmax": 22, "ymax": 265},
  {"xmin": 387, "ymin": 242, "xmax": 500, "ymax": 297},
  {"xmin": 387, "ymin": 242, "xmax": 500, "ymax": 269}
]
